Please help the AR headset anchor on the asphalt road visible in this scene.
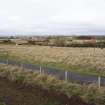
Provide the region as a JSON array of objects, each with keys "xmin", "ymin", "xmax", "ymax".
[{"xmin": 0, "ymin": 59, "xmax": 105, "ymax": 86}]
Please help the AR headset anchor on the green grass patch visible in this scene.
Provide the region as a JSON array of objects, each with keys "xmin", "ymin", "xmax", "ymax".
[{"xmin": 0, "ymin": 101, "xmax": 6, "ymax": 105}]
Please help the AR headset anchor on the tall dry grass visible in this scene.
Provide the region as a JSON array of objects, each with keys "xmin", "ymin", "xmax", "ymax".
[{"xmin": 0, "ymin": 45, "xmax": 105, "ymax": 70}]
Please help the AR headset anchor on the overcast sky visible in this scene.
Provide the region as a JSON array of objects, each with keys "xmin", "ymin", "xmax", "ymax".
[{"xmin": 0, "ymin": 0, "xmax": 105, "ymax": 36}]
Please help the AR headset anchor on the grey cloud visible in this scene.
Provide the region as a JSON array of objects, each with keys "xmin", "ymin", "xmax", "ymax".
[{"xmin": 0, "ymin": 0, "xmax": 105, "ymax": 35}]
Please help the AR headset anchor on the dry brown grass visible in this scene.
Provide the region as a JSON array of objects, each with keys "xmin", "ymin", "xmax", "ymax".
[{"xmin": 0, "ymin": 45, "xmax": 105, "ymax": 69}]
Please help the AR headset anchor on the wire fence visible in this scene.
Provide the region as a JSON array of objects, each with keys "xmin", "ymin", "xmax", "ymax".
[{"xmin": 0, "ymin": 58, "xmax": 105, "ymax": 88}]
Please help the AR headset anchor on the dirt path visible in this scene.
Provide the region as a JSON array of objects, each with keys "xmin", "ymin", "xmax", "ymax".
[{"xmin": 0, "ymin": 77, "xmax": 94, "ymax": 105}]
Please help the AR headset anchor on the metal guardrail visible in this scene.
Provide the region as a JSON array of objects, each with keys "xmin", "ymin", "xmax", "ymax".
[{"xmin": 0, "ymin": 58, "xmax": 104, "ymax": 88}]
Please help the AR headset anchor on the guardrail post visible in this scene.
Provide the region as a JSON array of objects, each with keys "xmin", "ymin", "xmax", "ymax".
[
  {"xmin": 98, "ymin": 76, "xmax": 101, "ymax": 89},
  {"xmin": 40, "ymin": 66, "xmax": 42, "ymax": 74},
  {"xmin": 65, "ymin": 71, "xmax": 68, "ymax": 81}
]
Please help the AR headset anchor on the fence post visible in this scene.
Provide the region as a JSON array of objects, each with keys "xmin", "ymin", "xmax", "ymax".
[
  {"xmin": 65, "ymin": 71, "xmax": 68, "ymax": 81},
  {"xmin": 40, "ymin": 66, "xmax": 42, "ymax": 74},
  {"xmin": 98, "ymin": 76, "xmax": 101, "ymax": 89}
]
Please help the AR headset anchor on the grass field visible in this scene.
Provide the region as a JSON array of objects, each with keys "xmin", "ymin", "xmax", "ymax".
[{"xmin": 0, "ymin": 45, "xmax": 105, "ymax": 76}]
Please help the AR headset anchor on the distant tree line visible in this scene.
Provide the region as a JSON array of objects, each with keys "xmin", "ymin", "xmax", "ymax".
[
  {"xmin": 0, "ymin": 39, "xmax": 15, "ymax": 44},
  {"xmin": 1, "ymin": 37, "xmax": 105, "ymax": 49},
  {"xmin": 75, "ymin": 36, "xmax": 95, "ymax": 40}
]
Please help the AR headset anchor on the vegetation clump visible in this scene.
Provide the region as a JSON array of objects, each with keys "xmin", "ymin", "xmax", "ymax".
[{"xmin": 0, "ymin": 64, "xmax": 105, "ymax": 105}]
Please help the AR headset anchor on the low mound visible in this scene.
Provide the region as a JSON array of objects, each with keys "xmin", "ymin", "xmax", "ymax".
[{"xmin": 0, "ymin": 77, "xmax": 94, "ymax": 105}]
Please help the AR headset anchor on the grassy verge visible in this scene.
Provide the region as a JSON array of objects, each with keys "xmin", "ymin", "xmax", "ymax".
[
  {"xmin": 0, "ymin": 53, "xmax": 104, "ymax": 77},
  {"xmin": 0, "ymin": 64, "xmax": 105, "ymax": 105}
]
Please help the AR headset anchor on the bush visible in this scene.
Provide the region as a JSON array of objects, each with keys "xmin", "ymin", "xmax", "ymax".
[
  {"xmin": 27, "ymin": 40, "xmax": 36, "ymax": 45},
  {"xmin": 15, "ymin": 75, "xmax": 25, "ymax": 83},
  {"xmin": 53, "ymin": 38, "xmax": 66, "ymax": 47},
  {"xmin": 0, "ymin": 39, "xmax": 15, "ymax": 44}
]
